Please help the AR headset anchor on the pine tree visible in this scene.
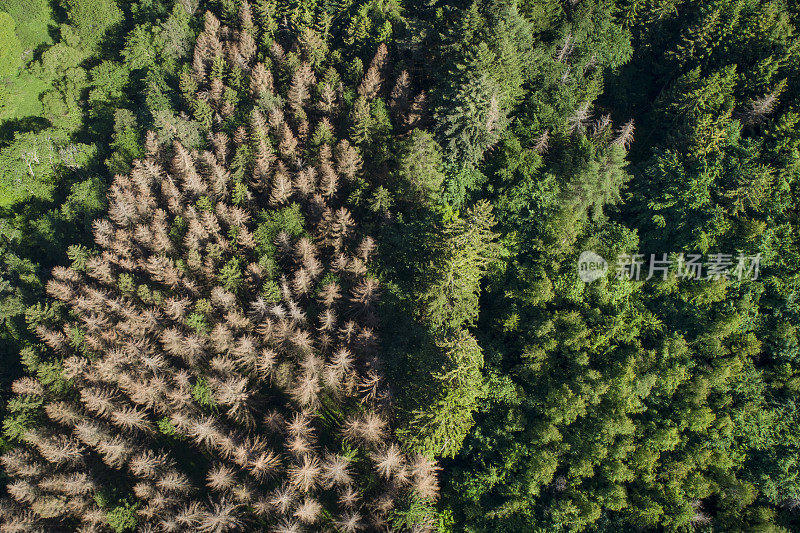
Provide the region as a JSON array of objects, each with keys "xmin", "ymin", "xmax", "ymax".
[
  {"xmin": 399, "ymin": 330, "xmax": 486, "ymax": 458},
  {"xmin": 349, "ymin": 96, "xmax": 372, "ymax": 146},
  {"xmin": 389, "ymin": 70, "xmax": 412, "ymax": 118},
  {"xmin": 393, "ymin": 201, "xmax": 499, "ymax": 460},
  {"xmin": 418, "ymin": 200, "xmax": 500, "ymax": 332},
  {"xmin": 358, "ymin": 43, "xmax": 388, "ymax": 100}
]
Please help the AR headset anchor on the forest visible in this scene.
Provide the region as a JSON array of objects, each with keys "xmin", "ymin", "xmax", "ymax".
[{"xmin": 0, "ymin": 0, "xmax": 798, "ymax": 531}]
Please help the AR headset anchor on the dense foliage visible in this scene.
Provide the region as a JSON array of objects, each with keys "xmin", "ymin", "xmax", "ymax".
[{"xmin": 0, "ymin": 0, "xmax": 798, "ymax": 531}]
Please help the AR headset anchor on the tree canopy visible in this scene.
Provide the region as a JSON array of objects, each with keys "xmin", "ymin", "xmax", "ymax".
[{"xmin": 0, "ymin": 0, "xmax": 799, "ymax": 531}]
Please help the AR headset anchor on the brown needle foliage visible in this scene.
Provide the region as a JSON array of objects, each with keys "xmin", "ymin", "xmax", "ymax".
[{"xmin": 0, "ymin": 4, "xmax": 436, "ymax": 531}]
